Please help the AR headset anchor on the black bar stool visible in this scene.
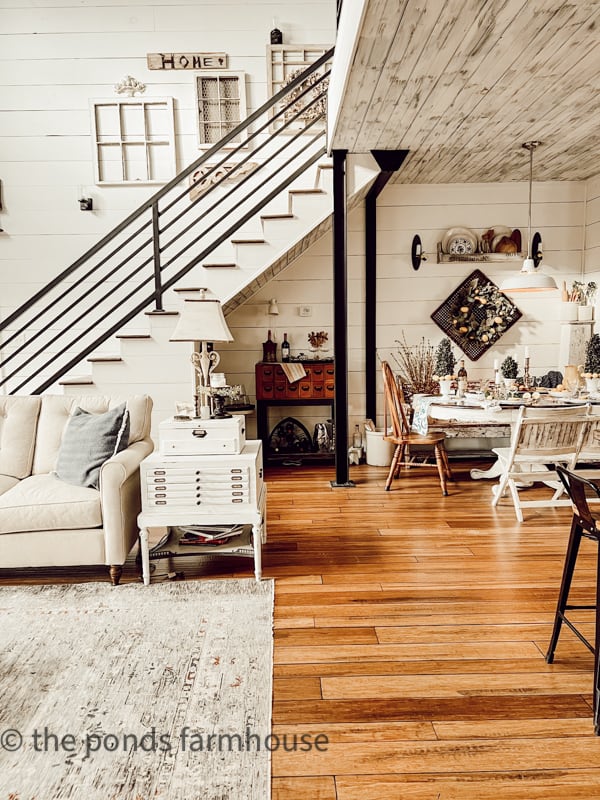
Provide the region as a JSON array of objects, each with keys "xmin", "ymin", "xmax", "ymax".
[{"xmin": 546, "ymin": 465, "xmax": 600, "ymax": 733}]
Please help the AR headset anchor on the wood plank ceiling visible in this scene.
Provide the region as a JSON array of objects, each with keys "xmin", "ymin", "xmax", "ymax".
[{"xmin": 330, "ymin": 0, "xmax": 600, "ymax": 182}]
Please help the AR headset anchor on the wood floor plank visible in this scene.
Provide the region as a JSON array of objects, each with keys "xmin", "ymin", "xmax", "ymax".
[
  {"xmin": 335, "ymin": 772, "xmax": 600, "ymax": 800},
  {"xmin": 272, "ymin": 775, "xmax": 336, "ymax": 800}
]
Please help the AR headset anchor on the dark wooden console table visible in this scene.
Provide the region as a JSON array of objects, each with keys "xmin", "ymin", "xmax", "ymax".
[{"xmin": 255, "ymin": 360, "xmax": 335, "ymax": 464}]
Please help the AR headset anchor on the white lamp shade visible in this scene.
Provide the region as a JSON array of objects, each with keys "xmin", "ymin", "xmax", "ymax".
[
  {"xmin": 170, "ymin": 297, "xmax": 234, "ymax": 342},
  {"xmin": 500, "ymin": 258, "xmax": 558, "ymax": 293}
]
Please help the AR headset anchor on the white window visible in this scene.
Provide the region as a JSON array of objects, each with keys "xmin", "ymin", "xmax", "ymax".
[
  {"xmin": 90, "ymin": 97, "xmax": 176, "ymax": 185},
  {"xmin": 267, "ymin": 45, "xmax": 332, "ymax": 132},
  {"xmin": 196, "ymin": 72, "xmax": 247, "ymax": 148}
]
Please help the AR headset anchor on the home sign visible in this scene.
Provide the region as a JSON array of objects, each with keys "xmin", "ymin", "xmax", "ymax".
[{"xmin": 147, "ymin": 52, "xmax": 228, "ymax": 70}]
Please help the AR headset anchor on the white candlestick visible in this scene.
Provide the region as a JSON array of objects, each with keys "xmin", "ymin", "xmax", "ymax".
[
  {"xmin": 493, "ymin": 359, "xmax": 499, "ymax": 370},
  {"xmin": 524, "ymin": 346, "xmax": 530, "ymax": 359}
]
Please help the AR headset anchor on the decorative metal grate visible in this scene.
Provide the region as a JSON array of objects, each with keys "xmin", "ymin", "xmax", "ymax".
[{"xmin": 431, "ymin": 269, "xmax": 522, "ymax": 361}]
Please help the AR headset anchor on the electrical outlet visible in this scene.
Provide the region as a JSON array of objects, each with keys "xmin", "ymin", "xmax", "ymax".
[{"xmin": 299, "ymin": 305, "xmax": 312, "ymax": 317}]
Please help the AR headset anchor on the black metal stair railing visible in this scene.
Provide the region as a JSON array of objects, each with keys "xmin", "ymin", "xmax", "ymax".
[{"xmin": 0, "ymin": 48, "xmax": 334, "ymax": 395}]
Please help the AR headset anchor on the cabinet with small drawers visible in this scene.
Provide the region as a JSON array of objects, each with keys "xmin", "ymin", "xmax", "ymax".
[
  {"xmin": 137, "ymin": 441, "xmax": 265, "ymax": 584},
  {"xmin": 255, "ymin": 360, "xmax": 335, "ymax": 464}
]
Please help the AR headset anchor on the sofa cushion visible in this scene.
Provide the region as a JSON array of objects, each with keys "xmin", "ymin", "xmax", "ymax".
[
  {"xmin": 0, "ymin": 474, "xmax": 20, "ymax": 497},
  {"xmin": 32, "ymin": 395, "xmax": 152, "ymax": 476},
  {"xmin": 0, "ymin": 474, "xmax": 102, "ymax": 533},
  {"xmin": 0, "ymin": 396, "xmax": 41, "ymax": 479},
  {"xmin": 56, "ymin": 403, "xmax": 130, "ymax": 489}
]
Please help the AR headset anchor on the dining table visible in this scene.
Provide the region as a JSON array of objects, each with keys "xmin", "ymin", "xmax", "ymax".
[{"xmin": 412, "ymin": 393, "xmax": 596, "ymax": 480}]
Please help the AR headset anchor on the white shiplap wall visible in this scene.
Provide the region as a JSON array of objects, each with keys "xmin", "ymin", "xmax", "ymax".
[
  {"xmin": 0, "ymin": 0, "xmax": 336, "ymax": 311},
  {"xmin": 219, "ymin": 178, "xmax": 592, "ymax": 437}
]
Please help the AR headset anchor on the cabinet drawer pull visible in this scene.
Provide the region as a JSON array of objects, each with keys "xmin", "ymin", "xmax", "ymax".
[{"xmin": 192, "ymin": 428, "xmax": 207, "ymax": 438}]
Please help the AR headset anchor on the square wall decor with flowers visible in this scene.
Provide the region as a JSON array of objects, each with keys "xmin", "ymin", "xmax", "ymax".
[{"xmin": 431, "ymin": 269, "xmax": 522, "ymax": 361}]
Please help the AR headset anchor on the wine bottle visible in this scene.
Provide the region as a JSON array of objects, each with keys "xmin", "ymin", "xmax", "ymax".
[
  {"xmin": 262, "ymin": 329, "xmax": 277, "ymax": 363},
  {"xmin": 353, "ymin": 424, "xmax": 362, "ymax": 450},
  {"xmin": 457, "ymin": 359, "xmax": 468, "ymax": 398},
  {"xmin": 281, "ymin": 332, "xmax": 290, "ymax": 362}
]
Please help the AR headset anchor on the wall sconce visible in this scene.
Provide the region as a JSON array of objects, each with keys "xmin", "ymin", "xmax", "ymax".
[
  {"xmin": 77, "ymin": 185, "xmax": 93, "ymax": 211},
  {"xmin": 410, "ymin": 234, "xmax": 428, "ymax": 270},
  {"xmin": 267, "ymin": 298, "xmax": 279, "ymax": 315}
]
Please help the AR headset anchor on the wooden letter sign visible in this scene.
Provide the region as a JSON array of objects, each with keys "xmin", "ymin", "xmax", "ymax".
[{"xmin": 147, "ymin": 53, "xmax": 228, "ymax": 70}]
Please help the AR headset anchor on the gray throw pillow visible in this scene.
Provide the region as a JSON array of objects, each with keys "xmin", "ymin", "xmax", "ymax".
[{"xmin": 56, "ymin": 403, "xmax": 130, "ymax": 489}]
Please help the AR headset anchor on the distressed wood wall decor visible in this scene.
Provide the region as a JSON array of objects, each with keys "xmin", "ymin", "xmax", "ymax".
[
  {"xmin": 147, "ymin": 53, "xmax": 228, "ymax": 70},
  {"xmin": 188, "ymin": 161, "xmax": 258, "ymax": 202},
  {"xmin": 431, "ymin": 270, "xmax": 522, "ymax": 361}
]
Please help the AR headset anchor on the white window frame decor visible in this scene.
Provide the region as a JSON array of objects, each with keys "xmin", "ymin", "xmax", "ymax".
[
  {"xmin": 267, "ymin": 45, "xmax": 332, "ymax": 132},
  {"xmin": 90, "ymin": 97, "xmax": 176, "ymax": 185},
  {"xmin": 195, "ymin": 72, "xmax": 247, "ymax": 149}
]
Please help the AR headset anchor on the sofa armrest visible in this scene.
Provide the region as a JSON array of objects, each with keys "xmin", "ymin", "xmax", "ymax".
[{"xmin": 100, "ymin": 438, "xmax": 154, "ymax": 565}]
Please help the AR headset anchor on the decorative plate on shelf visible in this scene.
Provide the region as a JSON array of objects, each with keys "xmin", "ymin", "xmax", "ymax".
[{"xmin": 441, "ymin": 227, "xmax": 478, "ymax": 255}]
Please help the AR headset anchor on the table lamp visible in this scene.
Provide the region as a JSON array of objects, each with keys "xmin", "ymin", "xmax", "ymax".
[{"xmin": 170, "ymin": 290, "xmax": 234, "ymax": 419}]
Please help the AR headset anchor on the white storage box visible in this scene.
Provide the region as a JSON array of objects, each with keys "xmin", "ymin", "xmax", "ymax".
[
  {"xmin": 141, "ymin": 440, "xmax": 264, "ymax": 511},
  {"xmin": 159, "ymin": 415, "xmax": 246, "ymax": 455}
]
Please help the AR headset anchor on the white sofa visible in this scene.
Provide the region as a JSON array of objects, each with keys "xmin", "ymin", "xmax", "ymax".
[{"xmin": 0, "ymin": 394, "xmax": 153, "ymax": 584}]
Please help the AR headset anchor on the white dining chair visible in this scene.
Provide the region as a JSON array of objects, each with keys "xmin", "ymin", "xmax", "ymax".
[{"xmin": 491, "ymin": 405, "xmax": 594, "ymax": 522}]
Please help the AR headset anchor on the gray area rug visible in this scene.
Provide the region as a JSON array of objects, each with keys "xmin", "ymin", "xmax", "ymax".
[{"xmin": 0, "ymin": 579, "xmax": 274, "ymax": 799}]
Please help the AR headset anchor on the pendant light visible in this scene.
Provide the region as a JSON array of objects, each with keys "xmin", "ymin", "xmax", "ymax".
[{"xmin": 500, "ymin": 141, "xmax": 557, "ymax": 293}]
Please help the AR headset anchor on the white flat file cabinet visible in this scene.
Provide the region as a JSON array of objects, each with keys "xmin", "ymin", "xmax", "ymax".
[{"xmin": 138, "ymin": 440, "xmax": 266, "ymax": 585}]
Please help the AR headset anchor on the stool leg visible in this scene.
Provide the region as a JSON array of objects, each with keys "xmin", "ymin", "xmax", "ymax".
[
  {"xmin": 546, "ymin": 517, "xmax": 583, "ymax": 663},
  {"xmin": 594, "ymin": 547, "xmax": 600, "ymax": 734}
]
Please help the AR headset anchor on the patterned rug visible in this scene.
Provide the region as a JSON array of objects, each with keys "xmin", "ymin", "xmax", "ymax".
[{"xmin": 0, "ymin": 579, "xmax": 274, "ymax": 799}]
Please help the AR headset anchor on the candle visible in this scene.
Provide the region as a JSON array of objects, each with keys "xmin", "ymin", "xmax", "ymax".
[
  {"xmin": 493, "ymin": 359, "xmax": 499, "ymax": 370},
  {"xmin": 524, "ymin": 347, "xmax": 530, "ymax": 359}
]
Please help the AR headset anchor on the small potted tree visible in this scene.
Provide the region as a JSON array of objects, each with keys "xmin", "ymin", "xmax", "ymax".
[
  {"xmin": 433, "ymin": 338, "xmax": 456, "ymax": 397},
  {"xmin": 501, "ymin": 355, "xmax": 518, "ymax": 388},
  {"xmin": 583, "ymin": 333, "xmax": 600, "ymax": 391}
]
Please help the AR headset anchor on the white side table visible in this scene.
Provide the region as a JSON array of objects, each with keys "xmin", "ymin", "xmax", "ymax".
[{"xmin": 137, "ymin": 441, "xmax": 266, "ymax": 585}]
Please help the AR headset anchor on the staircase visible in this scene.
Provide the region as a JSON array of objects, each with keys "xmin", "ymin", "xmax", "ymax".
[{"xmin": 0, "ymin": 48, "xmax": 379, "ymax": 429}]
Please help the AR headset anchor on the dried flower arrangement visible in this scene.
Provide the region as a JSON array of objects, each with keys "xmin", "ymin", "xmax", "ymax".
[
  {"xmin": 389, "ymin": 335, "xmax": 438, "ymax": 399},
  {"xmin": 308, "ymin": 331, "xmax": 328, "ymax": 349}
]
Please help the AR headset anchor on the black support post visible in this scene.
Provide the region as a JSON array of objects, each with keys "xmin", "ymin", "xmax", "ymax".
[
  {"xmin": 331, "ymin": 148, "xmax": 352, "ymax": 488},
  {"xmin": 365, "ymin": 150, "xmax": 409, "ymax": 423}
]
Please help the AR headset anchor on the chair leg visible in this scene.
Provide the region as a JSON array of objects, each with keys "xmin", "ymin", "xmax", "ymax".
[
  {"xmin": 385, "ymin": 445, "xmax": 402, "ymax": 491},
  {"xmin": 507, "ymin": 478, "xmax": 524, "ymax": 523},
  {"xmin": 546, "ymin": 518, "xmax": 583, "ymax": 663},
  {"xmin": 440, "ymin": 445, "xmax": 453, "ymax": 481},
  {"xmin": 434, "ymin": 443, "xmax": 449, "ymax": 496},
  {"xmin": 491, "ymin": 473, "xmax": 510, "ymax": 507}
]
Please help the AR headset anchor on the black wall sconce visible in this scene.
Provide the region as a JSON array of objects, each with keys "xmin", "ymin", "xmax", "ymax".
[
  {"xmin": 531, "ymin": 231, "xmax": 542, "ymax": 268},
  {"xmin": 411, "ymin": 234, "xmax": 428, "ymax": 270},
  {"xmin": 79, "ymin": 196, "xmax": 93, "ymax": 211}
]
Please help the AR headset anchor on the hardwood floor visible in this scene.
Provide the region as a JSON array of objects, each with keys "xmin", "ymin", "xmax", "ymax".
[{"xmin": 2, "ymin": 458, "xmax": 599, "ymax": 797}]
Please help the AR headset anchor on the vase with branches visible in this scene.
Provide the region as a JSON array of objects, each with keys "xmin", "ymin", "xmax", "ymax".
[{"xmin": 388, "ymin": 335, "xmax": 437, "ymax": 401}]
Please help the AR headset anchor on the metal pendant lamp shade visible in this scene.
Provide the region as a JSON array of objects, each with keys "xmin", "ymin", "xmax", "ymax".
[
  {"xmin": 170, "ymin": 292, "xmax": 234, "ymax": 343},
  {"xmin": 500, "ymin": 142, "xmax": 558, "ymax": 294}
]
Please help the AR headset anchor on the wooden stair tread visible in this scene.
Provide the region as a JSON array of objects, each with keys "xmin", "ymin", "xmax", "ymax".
[
  {"xmin": 203, "ymin": 263, "xmax": 238, "ymax": 269},
  {"xmin": 230, "ymin": 238, "xmax": 266, "ymax": 244},
  {"xmin": 289, "ymin": 188, "xmax": 325, "ymax": 195},
  {"xmin": 173, "ymin": 287, "xmax": 205, "ymax": 293},
  {"xmin": 261, "ymin": 213, "xmax": 294, "ymax": 220},
  {"xmin": 115, "ymin": 334, "xmax": 151, "ymax": 340},
  {"xmin": 318, "ymin": 163, "xmax": 334, "ymax": 169},
  {"xmin": 144, "ymin": 310, "xmax": 179, "ymax": 316},
  {"xmin": 59, "ymin": 376, "xmax": 94, "ymax": 385},
  {"xmin": 87, "ymin": 356, "xmax": 123, "ymax": 363}
]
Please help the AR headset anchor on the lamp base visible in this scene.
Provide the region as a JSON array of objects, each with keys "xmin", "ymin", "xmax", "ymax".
[{"xmin": 211, "ymin": 394, "xmax": 232, "ymax": 419}]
